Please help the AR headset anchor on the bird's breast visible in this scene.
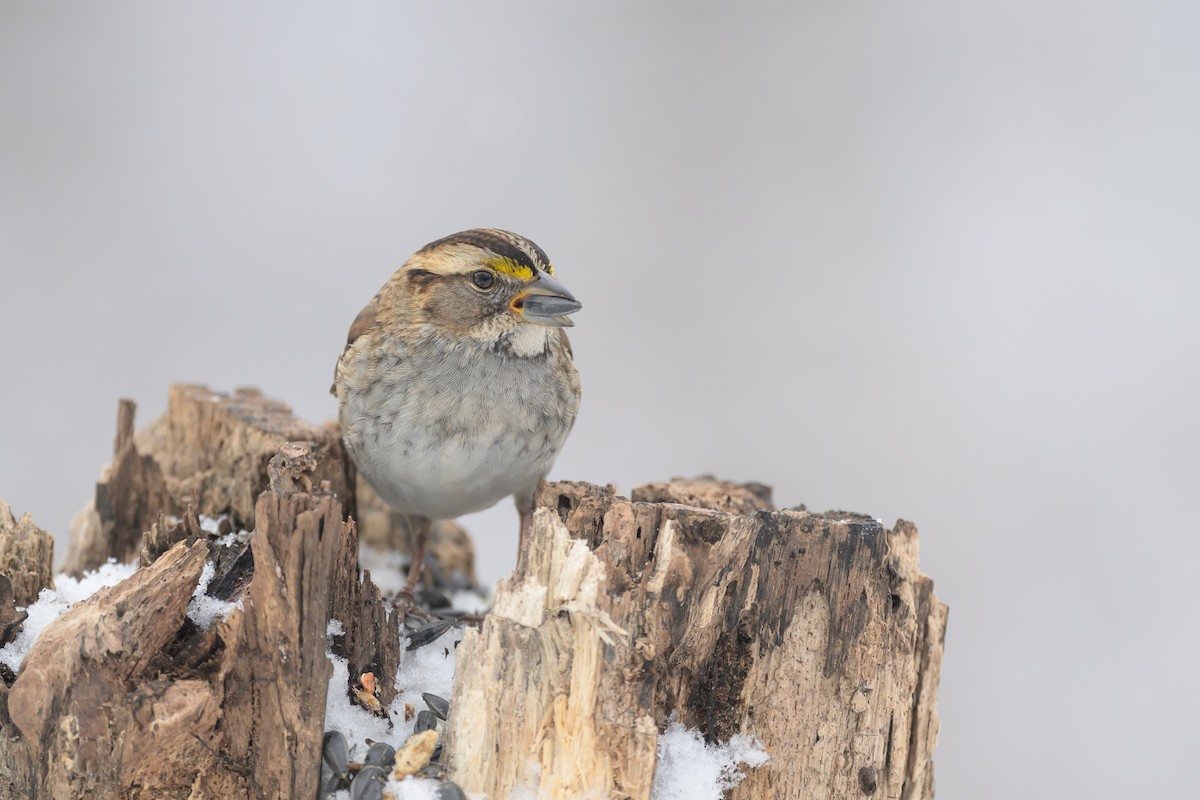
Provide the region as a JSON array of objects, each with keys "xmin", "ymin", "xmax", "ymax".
[{"xmin": 338, "ymin": 333, "xmax": 579, "ymax": 519}]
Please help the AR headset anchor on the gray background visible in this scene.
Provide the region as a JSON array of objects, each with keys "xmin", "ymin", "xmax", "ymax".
[{"xmin": 2, "ymin": 2, "xmax": 1197, "ymax": 796}]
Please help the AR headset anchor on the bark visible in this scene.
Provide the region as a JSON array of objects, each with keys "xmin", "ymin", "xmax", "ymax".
[
  {"xmin": 0, "ymin": 502, "xmax": 53, "ymax": 607},
  {"xmin": 444, "ymin": 480, "xmax": 946, "ymax": 800}
]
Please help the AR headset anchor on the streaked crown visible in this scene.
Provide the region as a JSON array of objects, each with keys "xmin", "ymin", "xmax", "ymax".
[{"xmin": 418, "ymin": 228, "xmax": 554, "ymax": 280}]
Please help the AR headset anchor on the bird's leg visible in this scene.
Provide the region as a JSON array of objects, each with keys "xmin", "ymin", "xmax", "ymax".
[{"xmin": 393, "ymin": 514, "xmax": 431, "ymax": 613}]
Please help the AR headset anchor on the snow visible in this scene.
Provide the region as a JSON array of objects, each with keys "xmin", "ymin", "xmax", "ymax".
[
  {"xmin": 322, "ymin": 647, "xmax": 393, "ymax": 754},
  {"xmin": 650, "ymin": 721, "xmax": 769, "ymax": 800},
  {"xmin": 383, "ymin": 778, "xmax": 444, "ymax": 799},
  {"xmin": 196, "ymin": 513, "xmax": 251, "ymax": 548},
  {"xmin": 187, "ymin": 560, "xmax": 243, "ymax": 629},
  {"xmin": 0, "ymin": 559, "xmax": 139, "ymax": 672},
  {"xmin": 323, "ymin": 619, "xmax": 465, "ymax": 761}
]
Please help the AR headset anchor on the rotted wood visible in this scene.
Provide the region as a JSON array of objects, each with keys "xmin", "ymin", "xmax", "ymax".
[
  {"xmin": 0, "ymin": 577, "xmax": 25, "ymax": 658},
  {"xmin": 215, "ymin": 488, "xmax": 342, "ymax": 799},
  {"xmin": 0, "ymin": 501, "xmax": 53, "ymax": 607},
  {"xmin": 63, "ymin": 386, "xmax": 354, "ymax": 574},
  {"xmin": 138, "ymin": 505, "xmax": 209, "ymax": 568},
  {"xmin": 4, "ymin": 539, "xmax": 210, "ymax": 798},
  {"xmin": 630, "ymin": 476, "xmax": 776, "ymax": 515},
  {"xmin": 444, "ymin": 479, "xmax": 947, "ymax": 800},
  {"xmin": 0, "ymin": 438, "xmax": 419, "ymax": 799},
  {"xmin": 326, "ymin": 512, "xmax": 405, "ymax": 710},
  {"xmin": 0, "ymin": 484, "xmax": 351, "ymax": 799}
]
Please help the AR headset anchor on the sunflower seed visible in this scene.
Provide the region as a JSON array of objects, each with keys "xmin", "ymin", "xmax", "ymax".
[
  {"xmin": 422, "ymin": 692, "xmax": 450, "ymax": 720},
  {"xmin": 322, "ymin": 730, "xmax": 349, "ymax": 779},
  {"xmin": 321, "ymin": 770, "xmax": 345, "ymax": 797},
  {"xmin": 349, "ymin": 776, "xmax": 383, "ymax": 800},
  {"xmin": 350, "ymin": 765, "xmax": 387, "ymax": 800},
  {"xmin": 435, "ymin": 781, "xmax": 468, "ymax": 799},
  {"xmin": 416, "ymin": 709, "xmax": 438, "ymax": 733},
  {"xmin": 364, "ymin": 741, "xmax": 396, "ymax": 769},
  {"xmin": 405, "ymin": 618, "xmax": 455, "ymax": 650}
]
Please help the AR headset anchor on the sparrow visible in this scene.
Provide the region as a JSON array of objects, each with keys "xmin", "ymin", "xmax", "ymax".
[{"xmin": 332, "ymin": 229, "xmax": 582, "ymax": 597}]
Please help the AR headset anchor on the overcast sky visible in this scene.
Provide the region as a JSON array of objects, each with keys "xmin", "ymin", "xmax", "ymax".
[{"xmin": 2, "ymin": 3, "xmax": 1198, "ymax": 797}]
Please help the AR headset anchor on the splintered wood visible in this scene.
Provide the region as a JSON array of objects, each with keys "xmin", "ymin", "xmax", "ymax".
[
  {"xmin": 0, "ymin": 500, "xmax": 53, "ymax": 606},
  {"xmin": 445, "ymin": 480, "xmax": 946, "ymax": 800},
  {"xmin": 2, "ymin": 488, "xmax": 350, "ymax": 799},
  {"xmin": 0, "ymin": 386, "xmax": 403, "ymax": 800},
  {"xmin": 63, "ymin": 387, "xmax": 353, "ymax": 574}
]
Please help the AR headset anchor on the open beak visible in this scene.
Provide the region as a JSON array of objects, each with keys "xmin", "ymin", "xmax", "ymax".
[{"xmin": 513, "ymin": 272, "xmax": 582, "ymax": 328}]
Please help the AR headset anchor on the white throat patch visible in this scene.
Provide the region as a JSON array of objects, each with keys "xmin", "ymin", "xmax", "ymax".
[{"xmin": 505, "ymin": 324, "xmax": 552, "ymax": 358}]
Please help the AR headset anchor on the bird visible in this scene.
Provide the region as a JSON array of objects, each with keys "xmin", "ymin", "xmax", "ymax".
[{"xmin": 332, "ymin": 229, "xmax": 582, "ymax": 600}]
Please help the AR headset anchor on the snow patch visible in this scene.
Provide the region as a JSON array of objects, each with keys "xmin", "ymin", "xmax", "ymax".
[
  {"xmin": 322, "ymin": 621, "xmax": 464, "ymax": 761},
  {"xmin": 187, "ymin": 560, "xmax": 243, "ymax": 629},
  {"xmin": 650, "ymin": 721, "xmax": 769, "ymax": 800},
  {"xmin": 323, "ymin": 647, "xmax": 393, "ymax": 758},
  {"xmin": 382, "ymin": 777, "xmax": 445, "ymax": 799},
  {"xmin": 0, "ymin": 559, "xmax": 139, "ymax": 672}
]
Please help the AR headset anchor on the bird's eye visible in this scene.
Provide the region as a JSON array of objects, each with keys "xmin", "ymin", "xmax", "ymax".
[{"xmin": 471, "ymin": 270, "xmax": 495, "ymax": 290}]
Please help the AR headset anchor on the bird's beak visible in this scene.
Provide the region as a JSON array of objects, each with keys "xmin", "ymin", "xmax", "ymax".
[{"xmin": 512, "ymin": 272, "xmax": 582, "ymax": 328}]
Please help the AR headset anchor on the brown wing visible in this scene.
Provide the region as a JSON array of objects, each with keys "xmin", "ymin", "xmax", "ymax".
[
  {"xmin": 556, "ymin": 328, "xmax": 574, "ymax": 359},
  {"xmin": 330, "ymin": 299, "xmax": 379, "ymax": 395}
]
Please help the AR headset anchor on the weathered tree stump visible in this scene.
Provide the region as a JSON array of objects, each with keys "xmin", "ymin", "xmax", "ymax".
[
  {"xmin": 444, "ymin": 481, "xmax": 946, "ymax": 800},
  {"xmin": 0, "ymin": 384, "xmax": 946, "ymax": 800}
]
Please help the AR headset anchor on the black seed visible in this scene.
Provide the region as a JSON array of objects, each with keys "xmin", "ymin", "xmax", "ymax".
[
  {"xmin": 322, "ymin": 731, "xmax": 349, "ymax": 778},
  {"xmin": 416, "ymin": 709, "xmax": 438, "ymax": 733},
  {"xmin": 422, "ymin": 692, "xmax": 450, "ymax": 720},
  {"xmin": 350, "ymin": 771, "xmax": 385, "ymax": 800},
  {"xmin": 357, "ymin": 764, "xmax": 387, "ymax": 781},
  {"xmin": 364, "ymin": 741, "xmax": 396, "ymax": 769},
  {"xmin": 322, "ymin": 769, "xmax": 347, "ymax": 796},
  {"xmin": 406, "ymin": 618, "xmax": 455, "ymax": 650},
  {"xmin": 436, "ymin": 781, "xmax": 468, "ymax": 799},
  {"xmin": 351, "ymin": 765, "xmax": 387, "ymax": 800}
]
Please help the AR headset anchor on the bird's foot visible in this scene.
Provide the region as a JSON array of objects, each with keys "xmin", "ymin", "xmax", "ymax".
[{"xmin": 390, "ymin": 589, "xmax": 431, "ymax": 621}]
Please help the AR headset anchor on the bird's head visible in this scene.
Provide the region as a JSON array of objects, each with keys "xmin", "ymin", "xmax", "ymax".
[{"xmin": 394, "ymin": 229, "xmax": 581, "ymax": 346}]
